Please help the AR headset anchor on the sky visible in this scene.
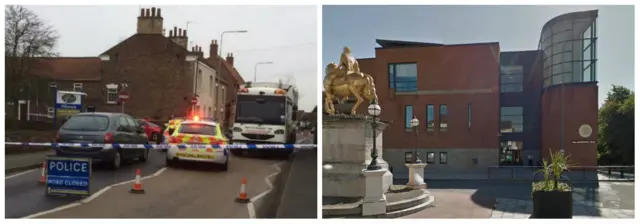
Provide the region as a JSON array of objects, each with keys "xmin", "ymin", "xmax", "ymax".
[
  {"xmin": 25, "ymin": 5, "xmax": 318, "ymax": 111},
  {"xmin": 322, "ymin": 5, "xmax": 635, "ymax": 106}
]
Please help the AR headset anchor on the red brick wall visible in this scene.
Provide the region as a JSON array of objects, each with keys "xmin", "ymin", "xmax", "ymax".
[
  {"xmin": 541, "ymin": 83, "xmax": 598, "ymax": 166},
  {"xmin": 357, "ymin": 44, "xmax": 501, "ymax": 149}
]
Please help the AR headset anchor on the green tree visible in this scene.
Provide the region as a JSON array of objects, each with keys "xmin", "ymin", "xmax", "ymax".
[{"xmin": 597, "ymin": 85, "xmax": 634, "ymax": 165}]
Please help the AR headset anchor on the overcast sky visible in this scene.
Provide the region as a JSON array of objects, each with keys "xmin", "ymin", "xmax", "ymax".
[
  {"xmin": 324, "ymin": 5, "xmax": 634, "ymax": 106},
  {"xmin": 25, "ymin": 5, "xmax": 318, "ymax": 111}
]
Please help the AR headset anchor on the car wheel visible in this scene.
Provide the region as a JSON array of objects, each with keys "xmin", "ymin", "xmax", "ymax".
[
  {"xmin": 165, "ymin": 157, "xmax": 174, "ymax": 167},
  {"xmin": 220, "ymin": 158, "xmax": 229, "ymax": 171},
  {"xmin": 139, "ymin": 149, "xmax": 149, "ymax": 162},
  {"xmin": 110, "ymin": 151, "xmax": 122, "ymax": 170}
]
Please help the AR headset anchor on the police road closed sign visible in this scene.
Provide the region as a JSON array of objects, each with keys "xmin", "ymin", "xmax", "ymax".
[{"xmin": 46, "ymin": 156, "xmax": 92, "ymax": 196}]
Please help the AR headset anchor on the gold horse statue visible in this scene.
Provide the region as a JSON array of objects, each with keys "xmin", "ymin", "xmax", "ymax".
[{"xmin": 323, "ymin": 63, "xmax": 378, "ymax": 115}]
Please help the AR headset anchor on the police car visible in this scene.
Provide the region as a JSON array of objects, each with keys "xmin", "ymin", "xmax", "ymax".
[{"xmin": 165, "ymin": 116, "xmax": 229, "ymax": 170}]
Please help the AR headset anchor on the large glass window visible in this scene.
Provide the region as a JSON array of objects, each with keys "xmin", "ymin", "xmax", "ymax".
[
  {"xmin": 389, "ymin": 63, "xmax": 417, "ymax": 92},
  {"xmin": 426, "ymin": 104, "xmax": 434, "ymax": 132},
  {"xmin": 499, "ymin": 141, "xmax": 524, "ymax": 165},
  {"xmin": 500, "ymin": 106, "xmax": 523, "ymax": 133},
  {"xmin": 405, "ymin": 105, "xmax": 413, "ymax": 129},
  {"xmin": 500, "ymin": 65, "xmax": 524, "ymax": 92},
  {"xmin": 539, "ymin": 11, "xmax": 597, "ymax": 88}
]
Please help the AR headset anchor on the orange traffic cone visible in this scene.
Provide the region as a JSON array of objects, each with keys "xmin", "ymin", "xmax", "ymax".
[
  {"xmin": 130, "ymin": 168, "xmax": 145, "ymax": 194},
  {"xmin": 235, "ymin": 178, "xmax": 250, "ymax": 203},
  {"xmin": 38, "ymin": 162, "xmax": 46, "ymax": 184}
]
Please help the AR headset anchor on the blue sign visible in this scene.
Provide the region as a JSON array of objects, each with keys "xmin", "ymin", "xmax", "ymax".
[{"xmin": 46, "ymin": 156, "xmax": 92, "ymax": 196}]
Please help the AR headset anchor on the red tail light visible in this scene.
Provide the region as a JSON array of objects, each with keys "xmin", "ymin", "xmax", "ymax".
[{"xmin": 104, "ymin": 132, "xmax": 114, "ymax": 143}]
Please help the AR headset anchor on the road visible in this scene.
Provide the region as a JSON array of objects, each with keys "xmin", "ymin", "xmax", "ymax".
[{"xmin": 5, "ymin": 133, "xmax": 316, "ymax": 218}]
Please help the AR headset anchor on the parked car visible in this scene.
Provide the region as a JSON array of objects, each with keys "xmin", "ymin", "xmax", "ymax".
[
  {"xmin": 138, "ymin": 119, "xmax": 163, "ymax": 144},
  {"xmin": 55, "ymin": 112, "xmax": 150, "ymax": 170}
]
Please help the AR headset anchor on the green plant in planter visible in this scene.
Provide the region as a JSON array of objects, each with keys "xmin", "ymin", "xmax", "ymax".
[
  {"xmin": 531, "ymin": 149, "xmax": 575, "ymax": 218},
  {"xmin": 532, "ymin": 150, "xmax": 573, "ymax": 192}
]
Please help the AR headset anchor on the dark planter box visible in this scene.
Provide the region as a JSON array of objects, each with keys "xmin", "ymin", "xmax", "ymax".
[{"xmin": 532, "ymin": 190, "xmax": 573, "ymax": 218}]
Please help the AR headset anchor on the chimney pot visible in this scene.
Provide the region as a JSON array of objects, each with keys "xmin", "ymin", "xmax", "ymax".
[
  {"xmin": 183, "ymin": 29, "xmax": 187, "ymax": 37},
  {"xmin": 145, "ymin": 8, "xmax": 150, "ymax": 17},
  {"xmin": 169, "ymin": 30, "xmax": 173, "ymax": 37},
  {"xmin": 151, "ymin": 7, "xmax": 156, "ymax": 17},
  {"xmin": 173, "ymin": 27, "xmax": 177, "ymax": 36},
  {"xmin": 157, "ymin": 9, "xmax": 161, "ymax": 17},
  {"xmin": 178, "ymin": 28, "xmax": 182, "ymax": 37},
  {"xmin": 140, "ymin": 8, "xmax": 144, "ymax": 17}
]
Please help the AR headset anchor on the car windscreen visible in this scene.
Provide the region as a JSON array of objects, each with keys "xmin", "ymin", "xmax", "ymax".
[
  {"xmin": 178, "ymin": 123, "xmax": 217, "ymax": 136},
  {"xmin": 62, "ymin": 115, "xmax": 110, "ymax": 131}
]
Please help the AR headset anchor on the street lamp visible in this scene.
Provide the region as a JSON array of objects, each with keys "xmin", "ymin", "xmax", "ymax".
[
  {"xmin": 217, "ymin": 30, "xmax": 248, "ymax": 81},
  {"xmin": 367, "ymin": 102, "xmax": 382, "ymax": 171},
  {"xmin": 410, "ymin": 115, "xmax": 421, "ymax": 163},
  {"xmin": 254, "ymin": 61, "xmax": 274, "ymax": 82}
]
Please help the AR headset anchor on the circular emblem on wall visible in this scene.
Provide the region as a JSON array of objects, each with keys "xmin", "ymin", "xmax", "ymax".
[
  {"xmin": 578, "ymin": 124, "xmax": 592, "ymax": 138},
  {"xmin": 61, "ymin": 94, "xmax": 77, "ymax": 103}
]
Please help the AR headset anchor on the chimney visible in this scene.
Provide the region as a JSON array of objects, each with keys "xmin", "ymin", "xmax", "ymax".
[
  {"xmin": 226, "ymin": 53, "xmax": 234, "ymax": 66},
  {"xmin": 137, "ymin": 7, "xmax": 164, "ymax": 34},
  {"xmin": 209, "ymin": 40, "xmax": 219, "ymax": 59},
  {"xmin": 168, "ymin": 26, "xmax": 188, "ymax": 49},
  {"xmin": 192, "ymin": 45, "xmax": 204, "ymax": 58}
]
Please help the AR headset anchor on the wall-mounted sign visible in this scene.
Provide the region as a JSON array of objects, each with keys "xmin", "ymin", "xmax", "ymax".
[
  {"xmin": 578, "ymin": 124, "xmax": 593, "ymax": 138},
  {"xmin": 572, "ymin": 140, "xmax": 596, "ymax": 144},
  {"xmin": 55, "ymin": 91, "xmax": 86, "ymax": 118}
]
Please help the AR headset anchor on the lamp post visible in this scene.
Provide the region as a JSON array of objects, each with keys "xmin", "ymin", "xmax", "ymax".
[
  {"xmin": 367, "ymin": 102, "xmax": 382, "ymax": 171},
  {"xmin": 217, "ymin": 30, "xmax": 248, "ymax": 82},
  {"xmin": 410, "ymin": 116, "xmax": 421, "ymax": 163},
  {"xmin": 254, "ymin": 61, "xmax": 274, "ymax": 83}
]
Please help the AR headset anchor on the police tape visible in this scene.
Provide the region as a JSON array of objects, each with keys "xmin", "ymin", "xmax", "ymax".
[{"xmin": 4, "ymin": 142, "xmax": 317, "ymax": 149}]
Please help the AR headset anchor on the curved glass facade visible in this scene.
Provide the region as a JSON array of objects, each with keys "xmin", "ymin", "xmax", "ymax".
[{"xmin": 539, "ymin": 10, "xmax": 598, "ymax": 88}]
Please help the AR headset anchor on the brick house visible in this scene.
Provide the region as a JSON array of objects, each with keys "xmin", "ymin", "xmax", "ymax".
[{"xmin": 16, "ymin": 7, "xmax": 244, "ymax": 130}]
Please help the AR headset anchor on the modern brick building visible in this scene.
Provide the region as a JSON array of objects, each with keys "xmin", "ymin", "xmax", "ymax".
[
  {"xmin": 12, "ymin": 7, "xmax": 245, "ymax": 130},
  {"xmin": 352, "ymin": 10, "xmax": 599, "ymax": 173}
]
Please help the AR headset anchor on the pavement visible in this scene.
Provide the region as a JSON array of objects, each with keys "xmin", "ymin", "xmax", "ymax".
[
  {"xmin": 391, "ymin": 179, "xmax": 635, "ymax": 219},
  {"xmin": 5, "ymin": 150, "xmax": 55, "ymax": 174},
  {"xmin": 5, "ymin": 133, "xmax": 317, "ymax": 218}
]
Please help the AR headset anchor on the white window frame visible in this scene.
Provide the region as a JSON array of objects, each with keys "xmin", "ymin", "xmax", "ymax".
[
  {"xmin": 47, "ymin": 107, "xmax": 54, "ymax": 118},
  {"xmin": 106, "ymin": 84, "xmax": 119, "ymax": 104},
  {"xmin": 73, "ymin": 83, "xmax": 83, "ymax": 92}
]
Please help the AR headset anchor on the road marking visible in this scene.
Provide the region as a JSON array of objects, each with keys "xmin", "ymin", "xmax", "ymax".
[
  {"xmin": 5, "ymin": 168, "xmax": 39, "ymax": 179},
  {"xmin": 246, "ymin": 161, "xmax": 285, "ymax": 219},
  {"xmin": 22, "ymin": 167, "xmax": 169, "ymax": 219}
]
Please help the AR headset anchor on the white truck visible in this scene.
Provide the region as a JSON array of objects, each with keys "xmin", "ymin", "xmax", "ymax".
[{"xmin": 231, "ymin": 82, "xmax": 299, "ymax": 156}]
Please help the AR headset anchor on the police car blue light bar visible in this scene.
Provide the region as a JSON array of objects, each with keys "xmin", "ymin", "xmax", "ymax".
[{"xmin": 4, "ymin": 142, "xmax": 317, "ymax": 150}]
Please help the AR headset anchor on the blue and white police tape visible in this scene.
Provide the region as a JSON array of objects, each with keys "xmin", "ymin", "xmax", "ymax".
[{"xmin": 4, "ymin": 142, "xmax": 317, "ymax": 150}]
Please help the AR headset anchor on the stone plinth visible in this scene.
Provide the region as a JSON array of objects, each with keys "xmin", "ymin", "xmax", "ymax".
[
  {"xmin": 405, "ymin": 163, "xmax": 427, "ymax": 189},
  {"xmin": 322, "ymin": 116, "xmax": 393, "ymax": 198},
  {"xmin": 362, "ymin": 169, "xmax": 387, "ymax": 216}
]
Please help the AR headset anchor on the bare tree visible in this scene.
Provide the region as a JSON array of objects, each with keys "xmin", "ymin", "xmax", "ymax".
[{"xmin": 5, "ymin": 5, "xmax": 59, "ymax": 103}]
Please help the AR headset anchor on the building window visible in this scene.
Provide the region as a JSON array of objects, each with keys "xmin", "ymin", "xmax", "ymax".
[
  {"xmin": 389, "ymin": 63, "xmax": 417, "ymax": 92},
  {"xmin": 426, "ymin": 152, "xmax": 435, "ymax": 164},
  {"xmin": 439, "ymin": 152, "xmax": 448, "ymax": 164},
  {"xmin": 214, "ymin": 83, "xmax": 219, "ymax": 108},
  {"xmin": 404, "ymin": 105, "xmax": 413, "ymax": 130},
  {"xmin": 47, "ymin": 107, "xmax": 54, "ymax": 118},
  {"xmin": 439, "ymin": 104, "xmax": 448, "ymax": 131},
  {"xmin": 73, "ymin": 83, "xmax": 83, "ymax": 92},
  {"xmin": 582, "ymin": 23, "xmax": 596, "ymax": 82},
  {"xmin": 500, "ymin": 141, "xmax": 524, "ymax": 165},
  {"xmin": 404, "ymin": 152, "xmax": 413, "ymax": 163},
  {"xmin": 467, "ymin": 103, "xmax": 472, "ymax": 130},
  {"xmin": 500, "ymin": 65, "xmax": 524, "ymax": 92},
  {"xmin": 426, "ymin": 104, "xmax": 434, "ymax": 132},
  {"xmin": 49, "ymin": 82, "xmax": 57, "ymax": 89},
  {"xmin": 500, "ymin": 106, "xmax": 523, "ymax": 133},
  {"xmin": 222, "ymin": 86, "xmax": 226, "ymax": 106},
  {"xmin": 106, "ymin": 84, "xmax": 118, "ymax": 104},
  {"xmin": 209, "ymin": 76, "xmax": 213, "ymax": 96},
  {"xmin": 195, "ymin": 70, "xmax": 202, "ymax": 94}
]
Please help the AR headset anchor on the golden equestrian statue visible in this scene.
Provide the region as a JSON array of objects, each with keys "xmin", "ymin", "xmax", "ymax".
[{"xmin": 323, "ymin": 46, "xmax": 379, "ymax": 115}]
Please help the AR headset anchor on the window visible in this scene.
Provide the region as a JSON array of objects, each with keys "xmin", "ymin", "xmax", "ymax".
[
  {"xmin": 467, "ymin": 103, "xmax": 472, "ymax": 129},
  {"xmin": 426, "ymin": 152, "xmax": 435, "ymax": 164},
  {"xmin": 195, "ymin": 70, "xmax": 202, "ymax": 94},
  {"xmin": 214, "ymin": 83, "xmax": 219, "ymax": 108},
  {"xmin": 106, "ymin": 84, "xmax": 118, "ymax": 104},
  {"xmin": 500, "ymin": 107, "xmax": 524, "ymax": 133},
  {"xmin": 222, "ymin": 86, "xmax": 226, "ymax": 107},
  {"xmin": 63, "ymin": 115, "xmax": 110, "ymax": 132},
  {"xmin": 389, "ymin": 63, "xmax": 418, "ymax": 92},
  {"xmin": 404, "ymin": 152, "xmax": 413, "ymax": 163},
  {"xmin": 500, "ymin": 141, "xmax": 524, "ymax": 165},
  {"xmin": 73, "ymin": 83, "xmax": 83, "ymax": 92},
  {"xmin": 404, "ymin": 105, "xmax": 413, "ymax": 130},
  {"xmin": 209, "ymin": 76, "xmax": 213, "ymax": 96},
  {"xmin": 47, "ymin": 107, "xmax": 54, "ymax": 118},
  {"xmin": 500, "ymin": 65, "xmax": 524, "ymax": 92},
  {"xmin": 49, "ymin": 82, "xmax": 57, "ymax": 89},
  {"xmin": 426, "ymin": 104, "xmax": 434, "ymax": 132},
  {"xmin": 439, "ymin": 152, "xmax": 448, "ymax": 164},
  {"xmin": 439, "ymin": 104, "xmax": 448, "ymax": 131}
]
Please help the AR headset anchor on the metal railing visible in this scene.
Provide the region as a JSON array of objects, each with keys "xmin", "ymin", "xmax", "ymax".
[{"xmin": 487, "ymin": 166, "xmax": 635, "ymax": 182}]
